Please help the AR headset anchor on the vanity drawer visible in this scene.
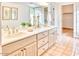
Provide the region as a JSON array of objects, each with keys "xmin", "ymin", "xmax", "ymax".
[
  {"xmin": 49, "ymin": 34, "xmax": 56, "ymax": 47},
  {"xmin": 38, "ymin": 43, "xmax": 48, "ymax": 56},
  {"xmin": 38, "ymin": 31, "xmax": 48, "ymax": 40},
  {"xmin": 8, "ymin": 48, "xmax": 24, "ymax": 56},
  {"xmin": 38, "ymin": 36, "xmax": 48, "ymax": 48},
  {"xmin": 2, "ymin": 35, "xmax": 36, "ymax": 56},
  {"xmin": 49, "ymin": 28, "xmax": 57, "ymax": 34}
]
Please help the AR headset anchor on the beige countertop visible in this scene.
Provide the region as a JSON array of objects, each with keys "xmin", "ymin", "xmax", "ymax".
[{"xmin": 2, "ymin": 26, "xmax": 56, "ymax": 46}]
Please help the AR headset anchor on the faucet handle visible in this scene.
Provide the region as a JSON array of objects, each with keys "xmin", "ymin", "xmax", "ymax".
[{"xmin": 15, "ymin": 28, "xmax": 19, "ymax": 33}]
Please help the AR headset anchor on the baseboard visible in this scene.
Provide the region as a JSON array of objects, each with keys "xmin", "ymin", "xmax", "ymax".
[{"xmin": 62, "ymin": 27, "xmax": 73, "ymax": 30}]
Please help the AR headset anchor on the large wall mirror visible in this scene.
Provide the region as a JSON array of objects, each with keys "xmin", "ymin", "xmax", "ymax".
[
  {"xmin": 44, "ymin": 7, "xmax": 48, "ymax": 26},
  {"xmin": 48, "ymin": 6, "xmax": 55, "ymax": 26},
  {"xmin": 2, "ymin": 6, "xmax": 18, "ymax": 20},
  {"xmin": 30, "ymin": 7, "xmax": 44, "ymax": 27},
  {"xmin": 11, "ymin": 7, "xmax": 18, "ymax": 20},
  {"xmin": 2, "ymin": 6, "xmax": 11, "ymax": 20},
  {"xmin": 30, "ymin": 6, "xmax": 55, "ymax": 27}
]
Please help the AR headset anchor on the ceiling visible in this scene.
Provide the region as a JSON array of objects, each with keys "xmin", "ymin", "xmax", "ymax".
[{"xmin": 13, "ymin": 2, "xmax": 48, "ymax": 7}]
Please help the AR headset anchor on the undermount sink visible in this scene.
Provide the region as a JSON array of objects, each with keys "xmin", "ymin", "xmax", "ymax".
[
  {"xmin": 2, "ymin": 28, "xmax": 26, "ymax": 38},
  {"xmin": 3, "ymin": 32, "xmax": 24, "ymax": 37}
]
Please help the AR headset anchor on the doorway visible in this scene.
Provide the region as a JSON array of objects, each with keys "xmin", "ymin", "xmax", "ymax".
[{"xmin": 62, "ymin": 4, "xmax": 73, "ymax": 37}]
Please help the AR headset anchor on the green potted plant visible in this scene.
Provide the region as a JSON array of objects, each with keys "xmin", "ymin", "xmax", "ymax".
[
  {"xmin": 21, "ymin": 22, "xmax": 27, "ymax": 28},
  {"xmin": 21, "ymin": 21, "xmax": 33, "ymax": 32},
  {"xmin": 27, "ymin": 23, "xmax": 33, "ymax": 32},
  {"xmin": 28, "ymin": 23, "xmax": 32, "ymax": 27}
]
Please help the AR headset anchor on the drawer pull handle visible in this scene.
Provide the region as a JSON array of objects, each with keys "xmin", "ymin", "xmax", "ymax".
[
  {"xmin": 24, "ymin": 48, "xmax": 26, "ymax": 50},
  {"xmin": 21, "ymin": 50, "xmax": 23, "ymax": 51}
]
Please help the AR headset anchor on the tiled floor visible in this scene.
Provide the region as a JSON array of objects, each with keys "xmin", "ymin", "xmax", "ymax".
[{"xmin": 42, "ymin": 29, "xmax": 73, "ymax": 56}]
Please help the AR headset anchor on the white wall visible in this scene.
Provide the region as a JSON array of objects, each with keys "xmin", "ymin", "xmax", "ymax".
[{"xmin": 1, "ymin": 2, "xmax": 30, "ymax": 28}]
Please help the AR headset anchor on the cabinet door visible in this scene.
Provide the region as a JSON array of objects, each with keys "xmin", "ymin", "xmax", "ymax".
[
  {"xmin": 49, "ymin": 35, "xmax": 54, "ymax": 47},
  {"xmin": 24, "ymin": 42, "xmax": 37, "ymax": 56},
  {"xmin": 9, "ymin": 42, "xmax": 37, "ymax": 56},
  {"xmin": 38, "ymin": 36, "xmax": 48, "ymax": 48},
  {"xmin": 49, "ymin": 30, "xmax": 57, "ymax": 47},
  {"xmin": 38, "ymin": 43, "xmax": 48, "ymax": 56},
  {"xmin": 8, "ymin": 49, "xmax": 24, "ymax": 56}
]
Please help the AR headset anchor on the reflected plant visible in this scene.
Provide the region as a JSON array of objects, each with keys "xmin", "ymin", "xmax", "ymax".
[
  {"xmin": 21, "ymin": 22, "xmax": 27, "ymax": 28},
  {"xmin": 21, "ymin": 21, "xmax": 32, "ymax": 28}
]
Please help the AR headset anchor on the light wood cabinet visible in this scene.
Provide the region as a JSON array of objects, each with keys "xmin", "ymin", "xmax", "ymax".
[
  {"xmin": 8, "ymin": 42, "xmax": 37, "ymax": 56},
  {"xmin": 38, "ymin": 31, "xmax": 48, "ymax": 40},
  {"xmin": 38, "ymin": 36, "xmax": 48, "ymax": 48},
  {"xmin": 24, "ymin": 42, "xmax": 37, "ymax": 56},
  {"xmin": 8, "ymin": 48, "xmax": 25, "ymax": 56},
  {"xmin": 38, "ymin": 43, "xmax": 48, "ymax": 56},
  {"xmin": 48, "ymin": 28, "xmax": 57, "ymax": 48},
  {"xmin": 2, "ymin": 27, "xmax": 57, "ymax": 56},
  {"xmin": 2, "ymin": 35, "xmax": 36, "ymax": 56},
  {"xmin": 37, "ymin": 31, "xmax": 48, "ymax": 56}
]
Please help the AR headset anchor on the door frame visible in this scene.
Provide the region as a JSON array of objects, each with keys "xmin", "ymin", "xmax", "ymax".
[{"xmin": 61, "ymin": 3, "xmax": 74, "ymax": 37}]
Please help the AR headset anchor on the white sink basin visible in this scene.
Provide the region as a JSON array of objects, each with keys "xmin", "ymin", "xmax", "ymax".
[
  {"xmin": 8, "ymin": 32, "xmax": 25, "ymax": 37},
  {"xmin": 2, "ymin": 30, "xmax": 25, "ymax": 38}
]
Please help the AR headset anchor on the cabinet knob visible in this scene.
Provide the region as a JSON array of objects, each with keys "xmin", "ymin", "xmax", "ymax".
[{"xmin": 21, "ymin": 50, "xmax": 23, "ymax": 51}]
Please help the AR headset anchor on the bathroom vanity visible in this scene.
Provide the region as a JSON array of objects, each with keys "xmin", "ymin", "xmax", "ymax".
[{"xmin": 2, "ymin": 26, "xmax": 57, "ymax": 56}]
